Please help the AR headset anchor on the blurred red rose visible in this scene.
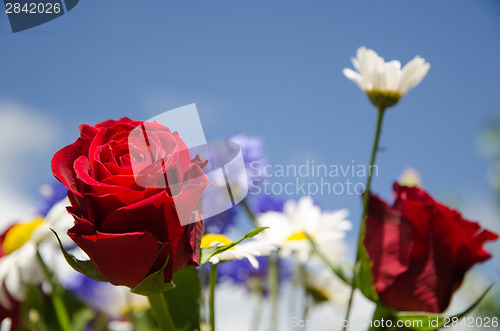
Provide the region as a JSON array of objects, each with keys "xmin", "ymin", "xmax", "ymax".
[
  {"xmin": 364, "ymin": 183, "xmax": 498, "ymax": 313},
  {"xmin": 0, "ymin": 296, "xmax": 19, "ymax": 331},
  {"xmin": 51, "ymin": 118, "xmax": 208, "ymax": 288}
]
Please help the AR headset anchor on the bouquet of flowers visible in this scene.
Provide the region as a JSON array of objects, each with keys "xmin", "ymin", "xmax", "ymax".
[{"xmin": 0, "ymin": 47, "xmax": 497, "ymax": 331}]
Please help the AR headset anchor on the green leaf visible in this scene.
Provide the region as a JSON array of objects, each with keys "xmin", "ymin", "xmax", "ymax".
[
  {"xmin": 305, "ymin": 233, "xmax": 353, "ymax": 286},
  {"xmin": 164, "ymin": 267, "xmax": 201, "ymax": 331},
  {"xmin": 356, "ymin": 246, "xmax": 379, "ymax": 302},
  {"xmin": 368, "ymin": 305, "xmax": 397, "ymax": 331},
  {"xmin": 131, "ymin": 257, "xmax": 175, "ymax": 295},
  {"xmin": 200, "ymin": 227, "xmax": 269, "ymax": 265},
  {"xmin": 200, "ymin": 245, "xmax": 219, "ymax": 265},
  {"xmin": 71, "ymin": 308, "xmax": 95, "ymax": 331},
  {"xmin": 397, "ymin": 283, "xmax": 497, "ymax": 331},
  {"xmin": 51, "ymin": 229, "xmax": 108, "ymax": 282}
]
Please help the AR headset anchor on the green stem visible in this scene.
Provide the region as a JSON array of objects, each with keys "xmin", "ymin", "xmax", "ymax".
[
  {"xmin": 343, "ymin": 106, "xmax": 386, "ymax": 331},
  {"xmin": 268, "ymin": 251, "xmax": 279, "ymax": 331},
  {"xmin": 36, "ymin": 249, "xmax": 71, "ymax": 331},
  {"xmin": 241, "ymin": 199, "xmax": 258, "ymax": 226},
  {"xmin": 298, "ymin": 263, "xmax": 309, "ymax": 321},
  {"xmin": 303, "ymin": 294, "xmax": 311, "ymax": 321},
  {"xmin": 368, "ymin": 305, "xmax": 396, "ymax": 331},
  {"xmin": 209, "ymin": 263, "xmax": 218, "ymax": 331},
  {"xmin": 147, "ymin": 293, "xmax": 175, "ymax": 331},
  {"xmin": 249, "ymin": 285, "xmax": 263, "ymax": 331}
]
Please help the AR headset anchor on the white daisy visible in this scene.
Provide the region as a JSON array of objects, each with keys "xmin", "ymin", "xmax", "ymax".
[
  {"xmin": 343, "ymin": 46, "xmax": 430, "ymax": 108},
  {"xmin": 0, "ymin": 198, "xmax": 74, "ymax": 311},
  {"xmin": 201, "ymin": 234, "xmax": 276, "ymax": 268},
  {"xmin": 255, "ymin": 197, "xmax": 351, "ymax": 263},
  {"xmin": 31, "ymin": 197, "xmax": 74, "ymax": 246},
  {"xmin": 0, "ymin": 318, "xmax": 11, "ymax": 331},
  {"xmin": 304, "ymin": 266, "xmax": 350, "ymax": 308}
]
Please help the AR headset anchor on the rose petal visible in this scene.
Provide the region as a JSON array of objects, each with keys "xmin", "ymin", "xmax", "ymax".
[
  {"xmin": 365, "ymin": 194, "xmax": 413, "ymax": 293},
  {"xmin": 51, "ymin": 137, "xmax": 91, "ymax": 196},
  {"xmin": 68, "ymin": 228, "xmax": 165, "ymax": 288}
]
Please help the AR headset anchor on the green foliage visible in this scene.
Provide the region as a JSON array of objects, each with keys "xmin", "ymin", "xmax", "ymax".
[
  {"xmin": 396, "ymin": 283, "xmax": 497, "ymax": 331},
  {"xmin": 131, "ymin": 257, "xmax": 175, "ymax": 295},
  {"xmin": 19, "ymin": 284, "xmax": 95, "ymax": 331},
  {"xmin": 164, "ymin": 268, "xmax": 201, "ymax": 331},
  {"xmin": 355, "ymin": 246, "xmax": 379, "ymax": 303}
]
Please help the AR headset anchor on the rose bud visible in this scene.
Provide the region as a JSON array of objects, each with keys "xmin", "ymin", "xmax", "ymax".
[
  {"xmin": 364, "ymin": 183, "xmax": 498, "ymax": 313},
  {"xmin": 51, "ymin": 118, "xmax": 208, "ymax": 288}
]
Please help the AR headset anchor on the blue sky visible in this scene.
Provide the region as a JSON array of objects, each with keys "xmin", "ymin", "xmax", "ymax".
[{"xmin": 1, "ymin": 1, "xmax": 499, "ymax": 260}]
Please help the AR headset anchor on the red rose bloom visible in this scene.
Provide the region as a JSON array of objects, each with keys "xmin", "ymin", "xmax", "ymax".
[
  {"xmin": 51, "ymin": 118, "xmax": 208, "ymax": 288},
  {"xmin": 364, "ymin": 183, "xmax": 498, "ymax": 313}
]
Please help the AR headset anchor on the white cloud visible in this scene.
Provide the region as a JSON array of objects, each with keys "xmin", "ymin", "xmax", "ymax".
[{"xmin": 0, "ymin": 99, "xmax": 60, "ymax": 230}]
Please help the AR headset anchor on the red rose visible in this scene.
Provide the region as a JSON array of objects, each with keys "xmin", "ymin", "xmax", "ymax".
[
  {"xmin": 364, "ymin": 183, "xmax": 498, "ymax": 313},
  {"xmin": 51, "ymin": 118, "xmax": 208, "ymax": 288}
]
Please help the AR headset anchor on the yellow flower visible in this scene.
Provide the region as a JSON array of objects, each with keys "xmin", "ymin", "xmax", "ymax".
[
  {"xmin": 2, "ymin": 218, "xmax": 43, "ymax": 254},
  {"xmin": 201, "ymin": 234, "xmax": 233, "ymax": 248}
]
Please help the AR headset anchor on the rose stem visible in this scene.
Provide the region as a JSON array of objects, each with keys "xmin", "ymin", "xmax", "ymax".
[
  {"xmin": 147, "ymin": 292, "xmax": 175, "ymax": 331},
  {"xmin": 35, "ymin": 248, "xmax": 71, "ymax": 331},
  {"xmin": 209, "ymin": 263, "xmax": 218, "ymax": 331},
  {"xmin": 343, "ymin": 105, "xmax": 386, "ymax": 331}
]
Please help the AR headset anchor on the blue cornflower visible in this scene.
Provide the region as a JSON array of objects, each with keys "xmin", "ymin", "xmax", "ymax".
[
  {"xmin": 216, "ymin": 256, "xmax": 292, "ymax": 293},
  {"xmin": 204, "ymin": 207, "xmax": 238, "ymax": 234},
  {"xmin": 254, "ymin": 194, "xmax": 284, "ymax": 214},
  {"xmin": 204, "ymin": 133, "xmax": 269, "ymax": 234},
  {"xmin": 229, "ymin": 133, "xmax": 268, "ymax": 192},
  {"xmin": 35, "ymin": 181, "xmax": 68, "ymax": 216}
]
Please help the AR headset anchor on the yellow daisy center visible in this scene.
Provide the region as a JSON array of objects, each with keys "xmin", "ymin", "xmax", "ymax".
[
  {"xmin": 201, "ymin": 234, "xmax": 234, "ymax": 249},
  {"xmin": 2, "ymin": 218, "xmax": 44, "ymax": 254},
  {"xmin": 286, "ymin": 231, "xmax": 308, "ymax": 242}
]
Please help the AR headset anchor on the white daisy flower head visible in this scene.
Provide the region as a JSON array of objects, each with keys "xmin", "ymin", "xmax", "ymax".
[
  {"xmin": 0, "ymin": 238, "xmax": 44, "ymax": 310},
  {"xmin": 201, "ymin": 234, "xmax": 276, "ymax": 269},
  {"xmin": 304, "ymin": 266, "xmax": 350, "ymax": 308},
  {"xmin": 0, "ymin": 198, "xmax": 74, "ymax": 311},
  {"xmin": 255, "ymin": 197, "xmax": 351, "ymax": 263},
  {"xmin": 0, "ymin": 318, "xmax": 12, "ymax": 331},
  {"xmin": 343, "ymin": 46, "xmax": 430, "ymax": 109},
  {"xmin": 31, "ymin": 197, "xmax": 74, "ymax": 246}
]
